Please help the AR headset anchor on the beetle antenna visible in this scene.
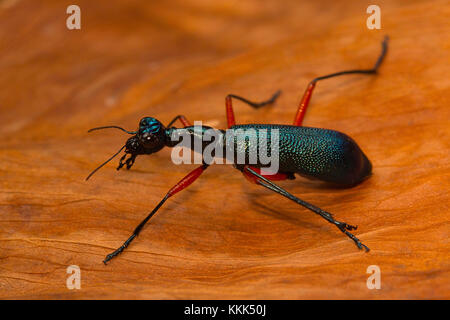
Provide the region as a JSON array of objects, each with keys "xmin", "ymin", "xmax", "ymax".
[
  {"xmin": 86, "ymin": 145, "xmax": 126, "ymax": 181},
  {"xmin": 88, "ymin": 126, "xmax": 137, "ymax": 135}
]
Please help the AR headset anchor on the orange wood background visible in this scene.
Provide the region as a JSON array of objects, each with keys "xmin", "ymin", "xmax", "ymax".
[{"xmin": 0, "ymin": 0, "xmax": 449, "ymax": 299}]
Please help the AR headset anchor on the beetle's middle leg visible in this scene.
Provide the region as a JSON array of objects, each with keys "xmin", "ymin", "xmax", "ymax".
[
  {"xmin": 225, "ymin": 91, "xmax": 281, "ymax": 128},
  {"xmin": 293, "ymin": 36, "xmax": 388, "ymax": 126},
  {"xmin": 166, "ymin": 115, "xmax": 192, "ymax": 128},
  {"xmin": 242, "ymin": 166, "xmax": 369, "ymax": 251}
]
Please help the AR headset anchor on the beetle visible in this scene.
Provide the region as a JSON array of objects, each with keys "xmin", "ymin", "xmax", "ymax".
[{"xmin": 87, "ymin": 37, "xmax": 388, "ymax": 264}]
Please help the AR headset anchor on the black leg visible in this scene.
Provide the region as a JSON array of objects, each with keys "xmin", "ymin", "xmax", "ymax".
[
  {"xmin": 166, "ymin": 115, "xmax": 191, "ymax": 128},
  {"xmin": 116, "ymin": 153, "xmax": 136, "ymax": 171},
  {"xmin": 103, "ymin": 164, "xmax": 209, "ymax": 264},
  {"xmin": 244, "ymin": 167, "xmax": 369, "ymax": 251},
  {"xmin": 227, "ymin": 90, "xmax": 281, "ymax": 109},
  {"xmin": 312, "ymin": 36, "xmax": 388, "ymax": 82},
  {"xmin": 103, "ymin": 194, "xmax": 169, "ymax": 264},
  {"xmin": 226, "ymin": 90, "xmax": 282, "ymax": 128},
  {"xmin": 293, "ymin": 36, "xmax": 388, "ymax": 125}
]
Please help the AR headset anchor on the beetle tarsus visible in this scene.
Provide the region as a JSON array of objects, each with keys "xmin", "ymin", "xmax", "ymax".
[
  {"xmin": 117, "ymin": 154, "xmax": 136, "ymax": 171},
  {"xmin": 244, "ymin": 166, "xmax": 371, "ymax": 253},
  {"xmin": 339, "ymin": 222, "xmax": 358, "ymax": 231},
  {"xmin": 103, "ymin": 234, "xmax": 137, "ymax": 264},
  {"xmin": 125, "ymin": 155, "xmax": 136, "ymax": 170},
  {"xmin": 116, "ymin": 154, "xmax": 127, "ymax": 171},
  {"xmin": 103, "ymin": 246, "xmax": 124, "ymax": 264},
  {"xmin": 337, "ymin": 223, "xmax": 370, "ymax": 252}
]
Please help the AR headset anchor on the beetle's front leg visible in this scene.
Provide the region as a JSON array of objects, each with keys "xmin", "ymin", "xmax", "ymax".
[
  {"xmin": 117, "ymin": 154, "xmax": 137, "ymax": 171},
  {"xmin": 104, "ymin": 164, "xmax": 209, "ymax": 264},
  {"xmin": 125, "ymin": 154, "xmax": 136, "ymax": 170}
]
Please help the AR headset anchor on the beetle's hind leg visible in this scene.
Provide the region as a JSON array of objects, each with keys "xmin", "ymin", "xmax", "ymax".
[
  {"xmin": 243, "ymin": 166, "xmax": 369, "ymax": 251},
  {"xmin": 293, "ymin": 36, "xmax": 388, "ymax": 126}
]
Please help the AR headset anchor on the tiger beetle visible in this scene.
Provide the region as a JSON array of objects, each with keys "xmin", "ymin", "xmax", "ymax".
[{"xmin": 87, "ymin": 37, "xmax": 388, "ymax": 264}]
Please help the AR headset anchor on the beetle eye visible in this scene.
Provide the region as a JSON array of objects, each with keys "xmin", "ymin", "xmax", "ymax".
[{"xmin": 139, "ymin": 118, "xmax": 148, "ymax": 127}]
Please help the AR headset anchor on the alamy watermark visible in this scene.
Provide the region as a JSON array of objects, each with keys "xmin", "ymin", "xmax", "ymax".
[
  {"xmin": 66, "ymin": 265, "xmax": 81, "ymax": 290},
  {"xmin": 366, "ymin": 5, "xmax": 381, "ymax": 30},
  {"xmin": 366, "ymin": 265, "xmax": 381, "ymax": 289},
  {"xmin": 66, "ymin": 5, "xmax": 81, "ymax": 30}
]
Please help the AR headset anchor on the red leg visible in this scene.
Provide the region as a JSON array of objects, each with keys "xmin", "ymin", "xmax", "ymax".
[
  {"xmin": 242, "ymin": 165, "xmax": 291, "ymax": 184},
  {"xmin": 167, "ymin": 115, "xmax": 192, "ymax": 128},
  {"xmin": 225, "ymin": 95, "xmax": 236, "ymax": 128},
  {"xmin": 103, "ymin": 164, "xmax": 209, "ymax": 264},
  {"xmin": 167, "ymin": 164, "xmax": 208, "ymax": 196},
  {"xmin": 178, "ymin": 115, "xmax": 192, "ymax": 127},
  {"xmin": 293, "ymin": 36, "xmax": 388, "ymax": 126},
  {"xmin": 293, "ymin": 81, "xmax": 316, "ymax": 126}
]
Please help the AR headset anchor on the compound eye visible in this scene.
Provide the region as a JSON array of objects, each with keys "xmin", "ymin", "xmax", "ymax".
[{"xmin": 139, "ymin": 117, "xmax": 149, "ymax": 127}]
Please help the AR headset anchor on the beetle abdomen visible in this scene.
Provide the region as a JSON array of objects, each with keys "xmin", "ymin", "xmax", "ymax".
[{"xmin": 228, "ymin": 124, "xmax": 372, "ymax": 186}]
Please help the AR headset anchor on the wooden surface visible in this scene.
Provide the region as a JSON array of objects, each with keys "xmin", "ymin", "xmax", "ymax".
[{"xmin": 1, "ymin": 0, "xmax": 449, "ymax": 299}]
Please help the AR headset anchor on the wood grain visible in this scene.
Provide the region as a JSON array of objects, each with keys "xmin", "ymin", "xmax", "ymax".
[{"xmin": 0, "ymin": 0, "xmax": 449, "ymax": 299}]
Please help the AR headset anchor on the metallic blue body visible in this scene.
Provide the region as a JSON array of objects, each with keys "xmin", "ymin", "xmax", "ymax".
[
  {"xmin": 226, "ymin": 124, "xmax": 372, "ymax": 186},
  {"xmin": 166, "ymin": 123, "xmax": 372, "ymax": 187}
]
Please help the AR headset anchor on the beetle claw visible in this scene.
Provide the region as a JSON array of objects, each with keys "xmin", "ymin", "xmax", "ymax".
[
  {"xmin": 117, "ymin": 154, "xmax": 136, "ymax": 171},
  {"xmin": 116, "ymin": 154, "xmax": 127, "ymax": 170},
  {"xmin": 125, "ymin": 155, "xmax": 136, "ymax": 170},
  {"xmin": 337, "ymin": 222, "xmax": 357, "ymax": 231}
]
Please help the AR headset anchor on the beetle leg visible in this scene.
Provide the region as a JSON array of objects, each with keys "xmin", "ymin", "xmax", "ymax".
[
  {"xmin": 225, "ymin": 91, "xmax": 281, "ymax": 128},
  {"xmin": 116, "ymin": 154, "xmax": 128, "ymax": 170},
  {"xmin": 243, "ymin": 166, "xmax": 369, "ymax": 251},
  {"xmin": 293, "ymin": 81, "xmax": 316, "ymax": 126},
  {"xmin": 241, "ymin": 165, "xmax": 294, "ymax": 183},
  {"xmin": 293, "ymin": 36, "xmax": 388, "ymax": 126},
  {"xmin": 166, "ymin": 115, "xmax": 192, "ymax": 128},
  {"xmin": 116, "ymin": 153, "xmax": 137, "ymax": 171},
  {"xmin": 104, "ymin": 164, "xmax": 209, "ymax": 264},
  {"xmin": 125, "ymin": 154, "xmax": 136, "ymax": 170}
]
